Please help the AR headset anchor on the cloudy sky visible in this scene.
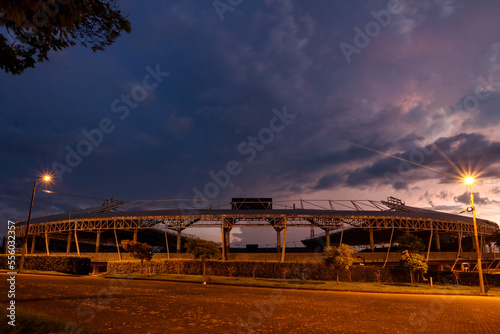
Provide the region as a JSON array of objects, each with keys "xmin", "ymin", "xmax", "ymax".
[{"xmin": 2, "ymin": 0, "xmax": 500, "ymax": 246}]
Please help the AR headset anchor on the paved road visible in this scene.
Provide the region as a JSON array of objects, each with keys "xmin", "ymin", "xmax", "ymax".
[{"xmin": 1, "ymin": 274, "xmax": 499, "ymax": 334}]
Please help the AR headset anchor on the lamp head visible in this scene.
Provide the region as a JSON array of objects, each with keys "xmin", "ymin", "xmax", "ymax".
[{"xmin": 465, "ymin": 176, "xmax": 474, "ymax": 185}]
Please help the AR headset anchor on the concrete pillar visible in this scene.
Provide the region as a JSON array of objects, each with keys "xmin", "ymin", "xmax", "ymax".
[
  {"xmin": 45, "ymin": 232, "xmax": 50, "ymax": 255},
  {"xmin": 113, "ymin": 228, "xmax": 120, "ymax": 261},
  {"xmin": 133, "ymin": 230, "xmax": 138, "ymax": 242},
  {"xmin": 369, "ymin": 230, "xmax": 374, "ymax": 253},
  {"xmin": 164, "ymin": 227, "xmax": 170, "ymax": 259},
  {"xmin": 435, "ymin": 231, "xmax": 441, "ymax": 251},
  {"xmin": 325, "ymin": 230, "xmax": 330, "ymax": 248},
  {"xmin": 30, "ymin": 235, "xmax": 36, "ymax": 254},
  {"xmin": 95, "ymin": 231, "xmax": 101, "ymax": 253},
  {"xmin": 66, "ymin": 232, "xmax": 72, "ymax": 253},
  {"xmin": 225, "ymin": 228, "xmax": 231, "ymax": 255},
  {"xmin": 74, "ymin": 231, "xmax": 80, "ymax": 256},
  {"xmin": 426, "ymin": 229, "xmax": 433, "ymax": 263},
  {"xmin": 177, "ymin": 230, "xmax": 182, "ymax": 253},
  {"xmin": 281, "ymin": 227, "xmax": 288, "ymax": 263},
  {"xmin": 221, "ymin": 227, "xmax": 226, "ymax": 261},
  {"xmin": 276, "ymin": 230, "xmax": 281, "ymax": 253}
]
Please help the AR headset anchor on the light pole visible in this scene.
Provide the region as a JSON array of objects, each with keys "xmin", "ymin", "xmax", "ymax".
[
  {"xmin": 18, "ymin": 175, "xmax": 51, "ymax": 272},
  {"xmin": 464, "ymin": 176, "xmax": 486, "ymax": 294}
]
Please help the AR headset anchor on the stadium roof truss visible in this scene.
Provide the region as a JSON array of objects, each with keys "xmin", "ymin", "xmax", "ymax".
[{"xmin": 14, "ymin": 199, "xmax": 499, "ymax": 238}]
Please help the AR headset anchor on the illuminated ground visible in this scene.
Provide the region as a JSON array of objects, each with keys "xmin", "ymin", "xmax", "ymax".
[{"xmin": 1, "ymin": 274, "xmax": 499, "ymax": 333}]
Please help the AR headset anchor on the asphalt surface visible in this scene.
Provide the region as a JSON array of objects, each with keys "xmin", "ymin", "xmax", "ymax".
[{"xmin": 1, "ymin": 273, "xmax": 499, "ymax": 334}]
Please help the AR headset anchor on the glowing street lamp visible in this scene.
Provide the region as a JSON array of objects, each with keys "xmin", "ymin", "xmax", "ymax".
[
  {"xmin": 18, "ymin": 174, "xmax": 52, "ymax": 272},
  {"xmin": 464, "ymin": 176, "xmax": 486, "ymax": 294},
  {"xmin": 465, "ymin": 176, "xmax": 474, "ymax": 186}
]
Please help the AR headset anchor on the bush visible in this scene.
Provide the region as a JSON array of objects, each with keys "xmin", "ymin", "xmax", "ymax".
[
  {"xmin": 108, "ymin": 259, "xmax": 401, "ymax": 283},
  {"xmin": 323, "ymin": 244, "xmax": 354, "ymax": 283},
  {"xmin": 0, "ymin": 255, "xmax": 91, "ymax": 275},
  {"xmin": 456, "ymin": 272, "xmax": 500, "ymax": 287},
  {"xmin": 107, "ymin": 259, "xmax": 499, "ymax": 287},
  {"xmin": 121, "ymin": 240, "xmax": 154, "ymax": 263},
  {"xmin": 185, "ymin": 238, "xmax": 221, "ymax": 260},
  {"xmin": 400, "ymin": 250, "xmax": 428, "ymax": 283}
]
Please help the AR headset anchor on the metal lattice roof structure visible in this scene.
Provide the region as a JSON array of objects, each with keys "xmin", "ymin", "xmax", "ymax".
[{"xmin": 15, "ymin": 198, "xmax": 499, "ymax": 237}]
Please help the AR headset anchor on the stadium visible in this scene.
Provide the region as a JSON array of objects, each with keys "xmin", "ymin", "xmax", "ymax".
[{"xmin": 7, "ymin": 197, "xmax": 500, "ymax": 273}]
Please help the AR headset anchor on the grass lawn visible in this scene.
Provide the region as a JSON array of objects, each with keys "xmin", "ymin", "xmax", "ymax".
[
  {"xmin": 102, "ymin": 273, "xmax": 500, "ymax": 297},
  {"xmin": 0, "ymin": 305, "xmax": 98, "ymax": 334}
]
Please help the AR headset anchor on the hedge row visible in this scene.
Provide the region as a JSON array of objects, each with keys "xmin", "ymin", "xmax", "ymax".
[
  {"xmin": 457, "ymin": 272, "xmax": 500, "ymax": 287},
  {"xmin": 107, "ymin": 259, "xmax": 500, "ymax": 286},
  {"xmin": 108, "ymin": 259, "xmax": 409, "ymax": 283},
  {"xmin": 0, "ymin": 255, "xmax": 91, "ymax": 275}
]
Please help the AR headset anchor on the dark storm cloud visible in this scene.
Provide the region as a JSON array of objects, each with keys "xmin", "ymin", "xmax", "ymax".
[
  {"xmin": 453, "ymin": 191, "xmax": 495, "ymax": 206},
  {"xmin": 2, "ymin": 0, "xmax": 500, "ymax": 239},
  {"xmin": 344, "ymin": 133, "xmax": 500, "ymax": 189}
]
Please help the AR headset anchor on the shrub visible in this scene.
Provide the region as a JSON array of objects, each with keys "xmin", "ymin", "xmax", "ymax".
[
  {"xmin": 0, "ymin": 255, "xmax": 91, "ymax": 275},
  {"xmin": 400, "ymin": 250, "xmax": 428, "ymax": 283},
  {"xmin": 184, "ymin": 238, "xmax": 221, "ymax": 260},
  {"xmin": 457, "ymin": 272, "xmax": 500, "ymax": 287},
  {"xmin": 121, "ymin": 240, "xmax": 154, "ymax": 263},
  {"xmin": 106, "ymin": 259, "xmax": 499, "ymax": 287},
  {"xmin": 323, "ymin": 244, "xmax": 354, "ymax": 283}
]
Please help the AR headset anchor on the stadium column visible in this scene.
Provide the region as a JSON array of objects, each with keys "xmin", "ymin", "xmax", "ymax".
[
  {"xmin": 435, "ymin": 231, "xmax": 441, "ymax": 252},
  {"xmin": 325, "ymin": 230, "xmax": 330, "ymax": 247},
  {"xmin": 133, "ymin": 231, "xmax": 138, "ymax": 242},
  {"xmin": 75, "ymin": 230, "xmax": 81, "ymax": 256},
  {"xmin": 273, "ymin": 218, "xmax": 286, "ymax": 254},
  {"xmin": 45, "ymin": 232, "xmax": 50, "ymax": 255},
  {"xmin": 30, "ymin": 235, "xmax": 36, "ymax": 254},
  {"xmin": 113, "ymin": 227, "xmax": 120, "ymax": 260},
  {"xmin": 66, "ymin": 232, "xmax": 72, "ymax": 253},
  {"xmin": 369, "ymin": 229, "xmax": 374, "ymax": 253},
  {"xmin": 225, "ymin": 228, "xmax": 231, "ymax": 256},
  {"xmin": 177, "ymin": 230, "xmax": 183, "ymax": 253},
  {"xmin": 223, "ymin": 218, "xmax": 234, "ymax": 258},
  {"xmin": 95, "ymin": 231, "xmax": 101, "ymax": 253},
  {"xmin": 281, "ymin": 225, "xmax": 288, "ymax": 263},
  {"xmin": 276, "ymin": 228, "xmax": 283, "ymax": 253},
  {"xmin": 164, "ymin": 226, "xmax": 171, "ymax": 259}
]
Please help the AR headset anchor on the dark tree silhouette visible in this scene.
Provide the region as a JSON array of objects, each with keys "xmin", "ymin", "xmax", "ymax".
[
  {"xmin": 185, "ymin": 238, "xmax": 221, "ymax": 260},
  {"xmin": 396, "ymin": 233, "xmax": 425, "ymax": 253},
  {"xmin": 0, "ymin": 0, "xmax": 131, "ymax": 74},
  {"xmin": 121, "ymin": 240, "xmax": 154, "ymax": 263}
]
